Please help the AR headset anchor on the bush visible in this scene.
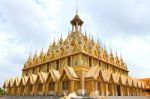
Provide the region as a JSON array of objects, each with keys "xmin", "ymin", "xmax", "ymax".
[{"xmin": 0, "ymin": 88, "xmax": 5, "ymax": 96}]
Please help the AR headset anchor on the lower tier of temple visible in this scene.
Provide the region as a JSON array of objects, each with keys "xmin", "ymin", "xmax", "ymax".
[{"xmin": 3, "ymin": 65, "xmax": 146, "ymax": 96}]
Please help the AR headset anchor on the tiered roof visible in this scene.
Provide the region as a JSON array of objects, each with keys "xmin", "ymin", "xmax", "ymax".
[
  {"xmin": 4, "ymin": 66, "xmax": 145, "ymax": 89},
  {"xmin": 23, "ymin": 14, "xmax": 128, "ymax": 71}
]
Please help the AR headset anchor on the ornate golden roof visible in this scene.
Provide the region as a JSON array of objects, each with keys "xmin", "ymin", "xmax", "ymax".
[
  {"xmin": 100, "ymin": 70, "xmax": 112, "ymax": 83},
  {"xmin": 3, "ymin": 79, "xmax": 9, "ymax": 88},
  {"xmin": 48, "ymin": 68, "xmax": 60, "ymax": 82},
  {"xmin": 60, "ymin": 65, "xmax": 79, "ymax": 81},
  {"xmin": 120, "ymin": 75, "xmax": 127, "ymax": 85},
  {"xmin": 23, "ymin": 14, "xmax": 128, "ymax": 72},
  {"xmin": 27, "ymin": 73, "xmax": 37, "ymax": 85},
  {"xmin": 8, "ymin": 78, "xmax": 15, "ymax": 87},
  {"xmin": 133, "ymin": 79, "xmax": 138, "ymax": 87},
  {"xmin": 37, "ymin": 71, "xmax": 48, "ymax": 84},
  {"xmin": 127, "ymin": 77, "xmax": 133, "ymax": 87},
  {"xmin": 20, "ymin": 75, "xmax": 28, "ymax": 86},
  {"xmin": 14, "ymin": 77, "xmax": 21, "ymax": 87},
  {"xmin": 112, "ymin": 73, "xmax": 120, "ymax": 84},
  {"xmin": 85, "ymin": 66, "xmax": 100, "ymax": 80}
]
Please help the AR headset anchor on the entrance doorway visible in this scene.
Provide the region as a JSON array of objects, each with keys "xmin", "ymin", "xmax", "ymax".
[{"xmin": 117, "ymin": 85, "xmax": 121, "ymax": 96}]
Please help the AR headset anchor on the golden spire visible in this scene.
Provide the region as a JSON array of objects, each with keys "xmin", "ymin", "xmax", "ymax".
[
  {"xmin": 84, "ymin": 30, "xmax": 87, "ymax": 37},
  {"xmin": 29, "ymin": 52, "xmax": 31, "ymax": 59},
  {"xmin": 115, "ymin": 51, "xmax": 119, "ymax": 65},
  {"xmin": 110, "ymin": 47, "xmax": 113, "ymax": 56},
  {"xmin": 76, "ymin": 0, "xmax": 78, "ymax": 15},
  {"xmin": 33, "ymin": 49, "xmax": 38, "ymax": 60},
  {"xmin": 97, "ymin": 38, "xmax": 99, "ymax": 44},
  {"xmin": 103, "ymin": 45, "xmax": 107, "ymax": 54},
  {"xmin": 119, "ymin": 54, "xmax": 124, "ymax": 65},
  {"xmin": 60, "ymin": 34, "xmax": 63, "ymax": 44},
  {"xmin": 28, "ymin": 52, "xmax": 32, "ymax": 62},
  {"xmin": 40, "ymin": 48, "xmax": 44, "ymax": 57},
  {"xmin": 91, "ymin": 35, "xmax": 94, "ymax": 43},
  {"xmin": 115, "ymin": 51, "xmax": 119, "ymax": 60},
  {"xmin": 48, "ymin": 42, "xmax": 51, "ymax": 48},
  {"xmin": 109, "ymin": 48, "xmax": 114, "ymax": 63},
  {"xmin": 96, "ymin": 39, "xmax": 101, "ymax": 49},
  {"xmin": 84, "ymin": 30, "xmax": 88, "ymax": 41},
  {"xmin": 47, "ymin": 43, "xmax": 52, "ymax": 55},
  {"xmin": 89, "ymin": 34, "xmax": 91, "ymax": 40},
  {"xmin": 110, "ymin": 47, "xmax": 113, "ymax": 57},
  {"xmin": 53, "ymin": 37, "xmax": 56, "ymax": 47}
]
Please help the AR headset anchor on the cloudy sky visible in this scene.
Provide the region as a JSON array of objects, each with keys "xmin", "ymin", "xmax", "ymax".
[{"xmin": 0, "ymin": 0, "xmax": 150, "ymax": 87}]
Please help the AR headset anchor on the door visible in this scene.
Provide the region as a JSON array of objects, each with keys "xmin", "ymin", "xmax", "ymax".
[{"xmin": 117, "ymin": 85, "xmax": 121, "ymax": 96}]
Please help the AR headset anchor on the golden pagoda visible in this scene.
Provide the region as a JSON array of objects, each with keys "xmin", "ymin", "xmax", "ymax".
[{"xmin": 3, "ymin": 11, "xmax": 146, "ymax": 96}]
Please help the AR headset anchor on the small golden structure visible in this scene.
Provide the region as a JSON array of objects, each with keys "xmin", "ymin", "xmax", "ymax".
[
  {"xmin": 140, "ymin": 78, "xmax": 150, "ymax": 95},
  {"xmin": 3, "ymin": 12, "xmax": 146, "ymax": 96}
]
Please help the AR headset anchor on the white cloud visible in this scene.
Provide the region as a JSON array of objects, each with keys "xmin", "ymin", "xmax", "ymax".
[
  {"xmin": 0, "ymin": 0, "xmax": 150, "ymax": 87},
  {"xmin": 104, "ymin": 34, "xmax": 150, "ymax": 78}
]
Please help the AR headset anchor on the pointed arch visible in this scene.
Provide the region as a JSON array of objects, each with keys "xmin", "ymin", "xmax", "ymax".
[
  {"xmin": 24, "ymin": 73, "xmax": 37, "ymax": 95},
  {"xmin": 112, "ymin": 73, "xmax": 120, "ymax": 84},
  {"xmin": 60, "ymin": 66, "xmax": 79, "ymax": 95},
  {"xmin": 36, "ymin": 72, "xmax": 48, "ymax": 84},
  {"xmin": 141, "ymin": 81, "xmax": 145, "ymax": 89},
  {"xmin": 137, "ymin": 80, "xmax": 142, "ymax": 88},
  {"xmin": 60, "ymin": 66, "xmax": 79, "ymax": 81},
  {"xmin": 126, "ymin": 77, "xmax": 133, "ymax": 87},
  {"xmin": 8, "ymin": 78, "xmax": 15, "ymax": 88},
  {"xmin": 45, "ymin": 69, "xmax": 60, "ymax": 96},
  {"xmin": 35, "ymin": 72, "xmax": 48, "ymax": 95},
  {"xmin": 20, "ymin": 76, "xmax": 29, "ymax": 86},
  {"xmin": 3, "ymin": 79, "xmax": 9, "ymax": 88},
  {"xmin": 119, "ymin": 75, "xmax": 127, "ymax": 86},
  {"xmin": 14, "ymin": 77, "xmax": 21, "ymax": 87},
  {"xmin": 85, "ymin": 66, "xmax": 100, "ymax": 80},
  {"xmin": 7, "ymin": 78, "xmax": 15, "ymax": 96},
  {"xmin": 85, "ymin": 66, "xmax": 101, "ymax": 95},
  {"xmin": 100, "ymin": 70, "xmax": 112, "ymax": 83},
  {"xmin": 13, "ymin": 77, "xmax": 21, "ymax": 96},
  {"xmin": 28, "ymin": 73, "xmax": 37, "ymax": 85},
  {"xmin": 133, "ymin": 79, "xmax": 138, "ymax": 88}
]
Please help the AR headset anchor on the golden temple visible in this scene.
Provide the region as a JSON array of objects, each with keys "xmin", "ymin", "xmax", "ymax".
[{"xmin": 3, "ymin": 12, "xmax": 146, "ymax": 96}]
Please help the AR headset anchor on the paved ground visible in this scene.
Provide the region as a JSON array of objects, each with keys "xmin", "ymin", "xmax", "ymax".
[
  {"xmin": 0, "ymin": 96, "xmax": 150, "ymax": 99},
  {"xmin": 108, "ymin": 96, "xmax": 150, "ymax": 99},
  {"xmin": 0, "ymin": 96, "xmax": 60, "ymax": 99}
]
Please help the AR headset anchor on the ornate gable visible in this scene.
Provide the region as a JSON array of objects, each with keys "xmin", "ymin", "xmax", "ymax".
[
  {"xmin": 127, "ymin": 77, "xmax": 133, "ymax": 87},
  {"xmin": 19, "ymin": 76, "xmax": 28, "ymax": 86},
  {"xmin": 85, "ymin": 66, "xmax": 100, "ymax": 80},
  {"xmin": 112, "ymin": 73, "xmax": 120, "ymax": 84},
  {"xmin": 60, "ymin": 65, "xmax": 79, "ymax": 81},
  {"xmin": 100, "ymin": 70, "xmax": 112, "ymax": 83},
  {"xmin": 14, "ymin": 77, "xmax": 21, "ymax": 87},
  {"xmin": 37, "ymin": 72, "xmax": 48, "ymax": 84},
  {"xmin": 47, "ymin": 69, "xmax": 60, "ymax": 82},
  {"xmin": 120, "ymin": 75, "xmax": 127, "ymax": 85},
  {"xmin": 3, "ymin": 79, "xmax": 9, "ymax": 88}
]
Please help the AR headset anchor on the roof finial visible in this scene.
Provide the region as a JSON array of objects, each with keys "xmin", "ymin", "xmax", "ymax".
[
  {"xmin": 33, "ymin": 49, "xmax": 38, "ymax": 60},
  {"xmin": 28, "ymin": 52, "xmax": 32, "ymax": 62},
  {"xmin": 115, "ymin": 50, "xmax": 119, "ymax": 59},
  {"xmin": 35, "ymin": 49, "xmax": 37, "ymax": 55},
  {"xmin": 76, "ymin": 0, "xmax": 78, "ymax": 15}
]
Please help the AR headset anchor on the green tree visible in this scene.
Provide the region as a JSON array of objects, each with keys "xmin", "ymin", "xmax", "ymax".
[{"xmin": 0, "ymin": 88, "xmax": 5, "ymax": 96}]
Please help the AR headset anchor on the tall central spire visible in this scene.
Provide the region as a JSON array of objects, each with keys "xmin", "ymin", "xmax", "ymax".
[
  {"xmin": 76, "ymin": 0, "xmax": 78, "ymax": 15},
  {"xmin": 70, "ymin": 0, "xmax": 83, "ymax": 33}
]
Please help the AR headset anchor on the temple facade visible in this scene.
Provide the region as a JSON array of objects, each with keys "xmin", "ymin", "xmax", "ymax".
[
  {"xmin": 3, "ymin": 13, "xmax": 146, "ymax": 96},
  {"xmin": 140, "ymin": 78, "xmax": 150, "ymax": 95}
]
